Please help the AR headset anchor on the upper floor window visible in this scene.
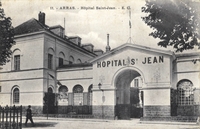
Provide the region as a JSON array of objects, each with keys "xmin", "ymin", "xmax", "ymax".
[
  {"xmin": 58, "ymin": 52, "xmax": 65, "ymax": 67},
  {"xmin": 177, "ymin": 80, "xmax": 194, "ymax": 105},
  {"xmin": 59, "ymin": 58, "xmax": 64, "ymax": 67},
  {"xmin": 48, "ymin": 54, "xmax": 53, "ymax": 69},
  {"xmin": 77, "ymin": 59, "xmax": 82, "ymax": 64},
  {"xmin": 14, "ymin": 55, "xmax": 20, "ymax": 71},
  {"xmin": 13, "ymin": 88, "xmax": 20, "ymax": 104},
  {"xmin": 69, "ymin": 56, "xmax": 74, "ymax": 64}
]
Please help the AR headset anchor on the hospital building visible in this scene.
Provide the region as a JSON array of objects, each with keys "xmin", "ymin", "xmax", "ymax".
[{"xmin": 0, "ymin": 12, "xmax": 199, "ymax": 120}]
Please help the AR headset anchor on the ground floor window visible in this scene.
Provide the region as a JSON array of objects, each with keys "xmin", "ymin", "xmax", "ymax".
[
  {"xmin": 73, "ymin": 85, "xmax": 83, "ymax": 105},
  {"xmin": 48, "ymin": 87, "xmax": 53, "ymax": 93},
  {"xmin": 13, "ymin": 88, "xmax": 20, "ymax": 104},
  {"xmin": 177, "ymin": 79, "xmax": 194, "ymax": 105},
  {"xmin": 88, "ymin": 85, "xmax": 93, "ymax": 105},
  {"xmin": 59, "ymin": 86, "xmax": 68, "ymax": 101}
]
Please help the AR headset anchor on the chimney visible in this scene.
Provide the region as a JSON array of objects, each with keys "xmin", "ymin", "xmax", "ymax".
[
  {"xmin": 38, "ymin": 12, "xmax": 45, "ymax": 25},
  {"xmin": 106, "ymin": 34, "xmax": 111, "ymax": 52}
]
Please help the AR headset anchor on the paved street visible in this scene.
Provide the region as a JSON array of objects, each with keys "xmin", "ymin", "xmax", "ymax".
[{"xmin": 22, "ymin": 117, "xmax": 199, "ymax": 129}]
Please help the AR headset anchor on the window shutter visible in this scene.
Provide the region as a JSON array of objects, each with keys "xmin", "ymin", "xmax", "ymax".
[
  {"xmin": 83, "ymin": 92, "xmax": 88, "ymax": 105},
  {"xmin": 68, "ymin": 93, "xmax": 73, "ymax": 105}
]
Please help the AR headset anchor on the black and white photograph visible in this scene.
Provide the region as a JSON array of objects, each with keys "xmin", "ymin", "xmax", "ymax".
[{"xmin": 0, "ymin": 0, "xmax": 200, "ymax": 128}]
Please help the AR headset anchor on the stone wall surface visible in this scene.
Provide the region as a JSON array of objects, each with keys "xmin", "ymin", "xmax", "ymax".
[
  {"xmin": 93, "ymin": 105, "xmax": 115, "ymax": 119},
  {"xmin": 144, "ymin": 105, "xmax": 170, "ymax": 117},
  {"xmin": 177, "ymin": 105, "xmax": 200, "ymax": 116}
]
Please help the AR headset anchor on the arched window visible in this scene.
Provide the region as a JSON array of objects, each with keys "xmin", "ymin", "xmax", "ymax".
[
  {"xmin": 13, "ymin": 88, "xmax": 20, "ymax": 104},
  {"xmin": 48, "ymin": 48, "xmax": 55, "ymax": 69},
  {"xmin": 177, "ymin": 79, "xmax": 194, "ymax": 105},
  {"xmin": 77, "ymin": 59, "xmax": 82, "ymax": 64},
  {"xmin": 58, "ymin": 52, "xmax": 65, "ymax": 67},
  {"xmin": 58, "ymin": 86, "xmax": 68, "ymax": 100},
  {"xmin": 73, "ymin": 85, "xmax": 83, "ymax": 105},
  {"xmin": 88, "ymin": 85, "xmax": 93, "ymax": 105},
  {"xmin": 12, "ymin": 49, "xmax": 21, "ymax": 71},
  {"xmin": 48, "ymin": 87, "xmax": 53, "ymax": 93},
  {"xmin": 69, "ymin": 56, "xmax": 74, "ymax": 64}
]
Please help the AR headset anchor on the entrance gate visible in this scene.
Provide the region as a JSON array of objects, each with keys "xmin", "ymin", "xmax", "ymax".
[{"xmin": 115, "ymin": 69, "xmax": 143, "ymax": 120}]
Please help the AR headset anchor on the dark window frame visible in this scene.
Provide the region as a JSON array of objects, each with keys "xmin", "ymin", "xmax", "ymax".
[
  {"xmin": 14, "ymin": 55, "xmax": 20, "ymax": 71},
  {"xmin": 13, "ymin": 88, "xmax": 20, "ymax": 104},
  {"xmin": 177, "ymin": 80, "xmax": 194, "ymax": 105},
  {"xmin": 73, "ymin": 85, "xmax": 83, "ymax": 106},
  {"xmin": 48, "ymin": 54, "xmax": 53, "ymax": 69},
  {"xmin": 59, "ymin": 57, "xmax": 64, "ymax": 67}
]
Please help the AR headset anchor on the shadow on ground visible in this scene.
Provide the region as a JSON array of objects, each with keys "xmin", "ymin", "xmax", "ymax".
[{"xmin": 22, "ymin": 122, "xmax": 58, "ymax": 128}]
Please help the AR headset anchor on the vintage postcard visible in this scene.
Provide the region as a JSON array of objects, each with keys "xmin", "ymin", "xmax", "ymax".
[{"xmin": 0, "ymin": 0, "xmax": 199, "ymax": 128}]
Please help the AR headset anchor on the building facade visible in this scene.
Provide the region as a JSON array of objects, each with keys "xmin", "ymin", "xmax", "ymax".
[{"xmin": 0, "ymin": 12, "xmax": 199, "ymax": 120}]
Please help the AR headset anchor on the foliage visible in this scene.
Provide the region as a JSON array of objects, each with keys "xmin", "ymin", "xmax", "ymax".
[
  {"xmin": 0, "ymin": 2, "xmax": 15, "ymax": 65},
  {"xmin": 43, "ymin": 92, "xmax": 57, "ymax": 114},
  {"xmin": 142, "ymin": 0, "xmax": 200, "ymax": 52}
]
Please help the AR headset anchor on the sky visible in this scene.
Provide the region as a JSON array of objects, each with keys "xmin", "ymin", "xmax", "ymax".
[{"xmin": 0, "ymin": 0, "xmax": 192, "ymax": 52}]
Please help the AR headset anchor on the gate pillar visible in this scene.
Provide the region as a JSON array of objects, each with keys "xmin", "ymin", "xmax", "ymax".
[{"xmin": 143, "ymin": 85, "xmax": 171, "ymax": 117}]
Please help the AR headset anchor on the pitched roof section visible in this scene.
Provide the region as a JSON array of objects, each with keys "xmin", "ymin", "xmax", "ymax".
[
  {"xmin": 89, "ymin": 43, "xmax": 174, "ymax": 63},
  {"xmin": 14, "ymin": 18, "xmax": 97, "ymax": 57},
  {"xmin": 14, "ymin": 18, "xmax": 48, "ymax": 35}
]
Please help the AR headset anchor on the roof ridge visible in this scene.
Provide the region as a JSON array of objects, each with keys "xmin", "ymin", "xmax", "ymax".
[
  {"xmin": 15, "ymin": 18, "xmax": 36, "ymax": 28},
  {"xmin": 14, "ymin": 18, "xmax": 50, "ymax": 35}
]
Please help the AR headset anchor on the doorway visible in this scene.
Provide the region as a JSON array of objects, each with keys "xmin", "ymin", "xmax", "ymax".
[{"xmin": 115, "ymin": 69, "xmax": 143, "ymax": 120}]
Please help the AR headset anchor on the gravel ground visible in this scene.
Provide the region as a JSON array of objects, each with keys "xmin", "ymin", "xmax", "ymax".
[{"xmin": 22, "ymin": 117, "xmax": 200, "ymax": 129}]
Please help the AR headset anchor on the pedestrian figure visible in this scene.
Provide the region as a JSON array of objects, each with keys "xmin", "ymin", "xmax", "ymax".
[{"xmin": 25, "ymin": 105, "xmax": 34, "ymax": 126}]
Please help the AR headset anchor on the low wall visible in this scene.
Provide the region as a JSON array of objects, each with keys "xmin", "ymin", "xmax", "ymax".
[
  {"xmin": 177, "ymin": 105, "xmax": 200, "ymax": 116},
  {"xmin": 144, "ymin": 105, "xmax": 170, "ymax": 117},
  {"xmin": 93, "ymin": 105, "xmax": 115, "ymax": 119}
]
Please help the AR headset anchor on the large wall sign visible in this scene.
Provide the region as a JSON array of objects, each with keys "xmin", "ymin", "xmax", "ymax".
[{"xmin": 96, "ymin": 56, "xmax": 164, "ymax": 68}]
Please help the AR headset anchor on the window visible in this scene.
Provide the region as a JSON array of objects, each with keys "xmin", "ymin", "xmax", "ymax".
[
  {"xmin": 73, "ymin": 85, "xmax": 83, "ymax": 105},
  {"xmin": 177, "ymin": 80, "xmax": 194, "ymax": 105},
  {"xmin": 134, "ymin": 79, "xmax": 139, "ymax": 88},
  {"xmin": 48, "ymin": 87, "xmax": 53, "ymax": 93},
  {"xmin": 59, "ymin": 58, "xmax": 64, "ymax": 67},
  {"xmin": 77, "ymin": 59, "xmax": 82, "ymax": 64},
  {"xmin": 88, "ymin": 85, "xmax": 93, "ymax": 105},
  {"xmin": 59, "ymin": 86, "xmax": 68, "ymax": 100},
  {"xmin": 13, "ymin": 88, "xmax": 20, "ymax": 104},
  {"xmin": 14, "ymin": 55, "xmax": 20, "ymax": 70},
  {"xmin": 48, "ymin": 54, "xmax": 53, "ymax": 69},
  {"xmin": 78, "ymin": 42, "xmax": 81, "ymax": 46},
  {"xmin": 69, "ymin": 56, "xmax": 74, "ymax": 64}
]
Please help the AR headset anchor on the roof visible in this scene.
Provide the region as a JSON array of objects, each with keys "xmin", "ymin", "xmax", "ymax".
[
  {"xmin": 14, "ymin": 18, "xmax": 48, "ymax": 35},
  {"xmin": 94, "ymin": 49, "xmax": 103, "ymax": 52},
  {"xmin": 82, "ymin": 43, "xmax": 94, "ymax": 47},
  {"xmin": 175, "ymin": 52, "xmax": 200, "ymax": 58},
  {"xmin": 58, "ymin": 63, "xmax": 93, "ymax": 69},
  {"xmin": 49, "ymin": 25, "xmax": 64, "ymax": 30},
  {"xmin": 68, "ymin": 36, "xmax": 81, "ymax": 39},
  {"xmin": 89, "ymin": 43, "xmax": 174, "ymax": 63},
  {"xmin": 13, "ymin": 18, "xmax": 97, "ymax": 57}
]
